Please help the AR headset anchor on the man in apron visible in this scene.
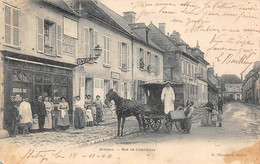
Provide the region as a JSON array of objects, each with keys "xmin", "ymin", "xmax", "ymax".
[{"xmin": 161, "ymin": 81, "xmax": 175, "ymax": 114}]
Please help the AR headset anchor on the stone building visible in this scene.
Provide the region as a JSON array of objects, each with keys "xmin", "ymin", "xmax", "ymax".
[
  {"xmin": 242, "ymin": 61, "xmax": 260, "ymax": 104},
  {"xmin": 148, "ymin": 22, "xmax": 209, "ymax": 107},
  {"xmin": 221, "ymin": 74, "xmax": 243, "ymax": 101}
]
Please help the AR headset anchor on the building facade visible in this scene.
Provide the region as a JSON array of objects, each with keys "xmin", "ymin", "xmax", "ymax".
[
  {"xmin": 242, "ymin": 61, "xmax": 260, "ymax": 104},
  {"xmin": 148, "ymin": 23, "xmax": 209, "ymax": 107},
  {"xmin": 221, "ymin": 74, "xmax": 243, "ymax": 101},
  {"xmin": 0, "ymin": 0, "xmax": 79, "ymax": 135}
]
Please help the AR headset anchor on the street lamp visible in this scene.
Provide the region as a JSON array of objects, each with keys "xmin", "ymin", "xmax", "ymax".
[{"xmin": 77, "ymin": 45, "xmax": 102, "ymax": 65}]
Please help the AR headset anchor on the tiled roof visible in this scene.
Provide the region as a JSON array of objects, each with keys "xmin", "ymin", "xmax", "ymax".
[
  {"xmin": 43, "ymin": 0, "xmax": 79, "ymax": 15},
  {"xmin": 221, "ymin": 74, "xmax": 243, "ymax": 84},
  {"xmin": 94, "ymin": 1, "xmax": 163, "ymax": 52}
]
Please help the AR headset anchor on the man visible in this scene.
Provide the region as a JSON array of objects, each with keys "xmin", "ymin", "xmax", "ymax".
[
  {"xmin": 19, "ymin": 97, "xmax": 32, "ymax": 135},
  {"xmin": 183, "ymin": 101, "xmax": 195, "ymax": 134},
  {"xmin": 33, "ymin": 96, "xmax": 46, "ymax": 132},
  {"xmin": 5, "ymin": 94, "xmax": 20, "ymax": 137},
  {"xmin": 161, "ymin": 81, "xmax": 175, "ymax": 114}
]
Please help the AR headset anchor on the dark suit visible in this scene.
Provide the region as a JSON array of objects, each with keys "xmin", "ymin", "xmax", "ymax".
[
  {"xmin": 4, "ymin": 99, "xmax": 19, "ymax": 136},
  {"xmin": 33, "ymin": 101, "xmax": 46, "ymax": 132}
]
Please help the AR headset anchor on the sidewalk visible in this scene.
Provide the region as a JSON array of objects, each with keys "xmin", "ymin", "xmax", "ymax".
[{"xmin": 0, "ymin": 117, "xmax": 139, "ymax": 149}]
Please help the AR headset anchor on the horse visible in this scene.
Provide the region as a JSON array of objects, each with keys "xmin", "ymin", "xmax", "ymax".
[{"xmin": 105, "ymin": 89, "xmax": 146, "ymax": 136}]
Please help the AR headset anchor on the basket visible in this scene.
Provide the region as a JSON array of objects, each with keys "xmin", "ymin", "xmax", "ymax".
[{"xmin": 169, "ymin": 110, "xmax": 186, "ymax": 120}]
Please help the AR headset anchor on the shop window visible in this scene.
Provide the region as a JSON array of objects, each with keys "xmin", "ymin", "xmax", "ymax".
[{"xmin": 13, "ymin": 70, "xmax": 32, "ymax": 83}]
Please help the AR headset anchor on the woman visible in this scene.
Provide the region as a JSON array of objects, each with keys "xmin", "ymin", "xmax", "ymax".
[
  {"xmin": 74, "ymin": 96, "xmax": 85, "ymax": 129},
  {"xmin": 201, "ymin": 101, "xmax": 214, "ymax": 126},
  {"xmin": 57, "ymin": 97, "xmax": 70, "ymax": 130},
  {"xmin": 44, "ymin": 96, "xmax": 52, "ymax": 131},
  {"xmin": 94, "ymin": 95, "xmax": 103, "ymax": 125}
]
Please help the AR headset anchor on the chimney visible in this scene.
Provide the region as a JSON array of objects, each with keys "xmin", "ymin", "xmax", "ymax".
[
  {"xmin": 123, "ymin": 11, "xmax": 136, "ymax": 23},
  {"xmin": 241, "ymin": 73, "xmax": 243, "ymax": 81},
  {"xmin": 159, "ymin": 23, "xmax": 165, "ymax": 34},
  {"xmin": 208, "ymin": 67, "xmax": 214, "ymax": 76}
]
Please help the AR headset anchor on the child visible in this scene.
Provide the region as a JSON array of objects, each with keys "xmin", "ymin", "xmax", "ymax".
[
  {"xmin": 85, "ymin": 105, "xmax": 94, "ymax": 126},
  {"xmin": 109, "ymin": 100, "xmax": 116, "ymax": 119},
  {"xmin": 211, "ymin": 106, "xmax": 218, "ymax": 127},
  {"xmin": 183, "ymin": 101, "xmax": 195, "ymax": 134},
  {"xmin": 217, "ymin": 109, "xmax": 223, "ymax": 127},
  {"xmin": 31, "ymin": 114, "xmax": 39, "ymax": 133}
]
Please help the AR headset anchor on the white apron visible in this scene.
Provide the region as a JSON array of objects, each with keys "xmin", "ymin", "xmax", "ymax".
[{"xmin": 161, "ymin": 87, "xmax": 175, "ymax": 114}]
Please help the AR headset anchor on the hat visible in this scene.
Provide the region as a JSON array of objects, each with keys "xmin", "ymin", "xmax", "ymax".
[
  {"xmin": 165, "ymin": 81, "xmax": 171, "ymax": 84},
  {"xmin": 14, "ymin": 94, "xmax": 22, "ymax": 101}
]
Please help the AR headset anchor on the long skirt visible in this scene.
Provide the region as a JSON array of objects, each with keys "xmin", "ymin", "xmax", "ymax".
[
  {"xmin": 185, "ymin": 117, "xmax": 192, "ymax": 132},
  {"xmin": 57, "ymin": 110, "xmax": 70, "ymax": 127},
  {"xmin": 201, "ymin": 109, "xmax": 209, "ymax": 126},
  {"xmin": 44, "ymin": 112, "xmax": 52, "ymax": 129},
  {"xmin": 96, "ymin": 108, "xmax": 103, "ymax": 123},
  {"xmin": 74, "ymin": 108, "xmax": 85, "ymax": 129},
  {"xmin": 208, "ymin": 112, "xmax": 212, "ymax": 126}
]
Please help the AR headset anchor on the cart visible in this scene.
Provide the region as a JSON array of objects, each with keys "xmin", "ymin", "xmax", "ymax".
[{"xmin": 140, "ymin": 82, "xmax": 187, "ymax": 133}]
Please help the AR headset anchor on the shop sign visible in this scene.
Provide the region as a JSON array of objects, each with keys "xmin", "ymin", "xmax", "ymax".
[{"xmin": 111, "ymin": 72, "xmax": 120, "ymax": 80}]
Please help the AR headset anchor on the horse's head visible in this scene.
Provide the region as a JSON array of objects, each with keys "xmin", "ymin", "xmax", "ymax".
[{"xmin": 105, "ymin": 89, "xmax": 118, "ymax": 106}]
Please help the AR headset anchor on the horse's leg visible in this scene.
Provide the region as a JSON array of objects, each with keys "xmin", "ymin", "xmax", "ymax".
[
  {"xmin": 117, "ymin": 116, "xmax": 121, "ymax": 137},
  {"xmin": 136, "ymin": 115, "xmax": 142, "ymax": 132},
  {"xmin": 121, "ymin": 117, "xmax": 126, "ymax": 136}
]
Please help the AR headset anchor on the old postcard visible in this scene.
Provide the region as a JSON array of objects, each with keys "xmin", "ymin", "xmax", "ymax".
[{"xmin": 0, "ymin": 0, "xmax": 259, "ymax": 163}]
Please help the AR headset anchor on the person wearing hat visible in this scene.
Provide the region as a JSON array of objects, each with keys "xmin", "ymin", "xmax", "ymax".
[
  {"xmin": 161, "ymin": 81, "xmax": 175, "ymax": 114},
  {"xmin": 33, "ymin": 96, "xmax": 46, "ymax": 132},
  {"xmin": 4, "ymin": 94, "xmax": 20, "ymax": 137}
]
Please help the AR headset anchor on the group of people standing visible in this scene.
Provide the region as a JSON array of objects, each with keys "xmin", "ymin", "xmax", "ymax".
[
  {"xmin": 73, "ymin": 94, "xmax": 108, "ymax": 130},
  {"xmin": 5, "ymin": 94, "xmax": 71, "ymax": 136},
  {"xmin": 201, "ymin": 97, "xmax": 223, "ymax": 127}
]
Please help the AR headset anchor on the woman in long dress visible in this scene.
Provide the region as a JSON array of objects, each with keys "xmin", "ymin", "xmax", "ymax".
[
  {"xmin": 43, "ymin": 96, "xmax": 53, "ymax": 131},
  {"xmin": 57, "ymin": 97, "xmax": 70, "ymax": 130},
  {"xmin": 74, "ymin": 96, "xmax": 85, "ymax": 129}
]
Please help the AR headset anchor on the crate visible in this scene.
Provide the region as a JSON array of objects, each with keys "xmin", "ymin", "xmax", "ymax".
[{"xmin": 169, "ymin": 110, "xmax": 186, "ymax": 120}]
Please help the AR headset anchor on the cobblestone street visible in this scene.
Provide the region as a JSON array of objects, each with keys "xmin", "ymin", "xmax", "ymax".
[{"xmin": 0, "ymin": 117, "xmax": 139, "ymax": 149}]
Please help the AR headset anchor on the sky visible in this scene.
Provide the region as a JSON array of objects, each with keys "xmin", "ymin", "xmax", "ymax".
[{"xmin": 100, "ymin": 0, "xmax": 260, "ymax": 78}]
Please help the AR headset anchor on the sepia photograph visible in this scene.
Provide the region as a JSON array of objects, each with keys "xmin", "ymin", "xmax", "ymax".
[{"xmin": 0, "ymin": 0, "xmax": 259, "ymax": 163}]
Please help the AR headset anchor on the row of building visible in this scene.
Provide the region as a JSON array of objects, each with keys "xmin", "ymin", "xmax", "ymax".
[{"xmin": 0, "ymin": 0, "xmax": 223, "ymax": 135}]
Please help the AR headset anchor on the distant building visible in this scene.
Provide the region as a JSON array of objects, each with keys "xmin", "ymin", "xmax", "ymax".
[
  {"xmin": 148, "ymin": 23, "xmax": 209, "ymax": 107},
  {"xmin": 221, "ymin": 74, "xmax": 243, "ymax": 100},
  {"xmin": 242, "ymin": 61, "xmax": 260, "ymax": 104}
]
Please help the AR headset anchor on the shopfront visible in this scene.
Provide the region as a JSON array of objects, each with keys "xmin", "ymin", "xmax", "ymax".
[{"xmin": 3, "ymin": 57, "xmax": 74, "ymax": 125}]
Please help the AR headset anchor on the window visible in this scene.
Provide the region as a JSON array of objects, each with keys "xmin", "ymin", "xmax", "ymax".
[
  {"xmin": 139, "ymin": 48, "xmax": 145, "ymax": 69},
  {"xmin": 188, "ymin": 62, "xmax": 191, "ymax": 76},
  {"xmin": 37, "ymin": 17, "xmax": 61, "ymax": 56},
  {"xmin": 103, "ymin": 36, "xmax": 110, "ymax": 65},
  {"xmin": 5, "ymin": 4, "xmax": 20, "ymax": 47},
  {"xmin": 118, "ymin": 42, "xmax": 129, "ymax": 70},
  {"xmin": 192, "ymin": 64, "xmax": 194, "ymax": 77},
  {"xmin": 182, "ymin": 60, "xmax": 185, "ymax": 74},
  {"xmin": 44, "ymin": 20, "xmax": 56, "ymax": 56},
  {"xmin": 84, "ymin": 27, "xmax": 98, "ymax": 58},
  {"xmin": 155, "ymin": 55, "xmax": 160, "ymax": 74},
  {"xmin": 186, "ymin": 62, "xmax": 189, "ymax": 76},
  {"xmin": 147, "ymin": 51, "xmax": 151, "ymax": 71}
]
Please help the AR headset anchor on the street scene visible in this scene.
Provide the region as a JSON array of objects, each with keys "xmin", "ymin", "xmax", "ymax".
[{"xmin": 0, "ymin": 0, "xmax": 259, "ymax": 163}]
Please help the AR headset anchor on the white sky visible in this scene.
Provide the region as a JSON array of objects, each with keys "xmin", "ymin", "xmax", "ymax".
[{"xmin": 100, "ymin": 0, "xmax": 260, "ymax": 78}]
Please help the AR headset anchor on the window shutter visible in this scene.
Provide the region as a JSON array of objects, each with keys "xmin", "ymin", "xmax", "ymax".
[
  {"xmin": 94, "ymin": 30, "xmax": 98, "ymax": 46},
  {"xmin": 51, "ymin": 24, "xmax": 56, "ymax": 56},
  {"xmin": 127, "ymin": 83, "xmax": 131, "ymax": 99},
  {"xmin": 158, "ymin": 56, "xmax": 160, "ymax": 74},
  {"xmin": 37, "ymin": 17, "xmax": 44, "ymax": 53},
  {"xmin": 107, "ymin": 37, "xmax": 110, "ymax": 64},
  {"xmin": 118, "ymin": 42, "xmax": 122, "ymax": 68},
  {"xmin": 127, "ymin": 45, "xmax": 130, "ymax": 70},
  {"xmin": 136, "ymin": 47, "xmax": 139, "ymax": 68},
  {"xmin": 103, "ymin": 36, "xmax": 106, "ymax": 64},
  {"xmin": 144, "ymin": 50, "xmax": 147, "ymax": 68},
  {"xmin": 5, "ymin": 5, "xmax": 11, "ymax": 45},
  {"xmin": 84, "ymin": 27, "xmax": 90, "ymax": 58},
  {"xmin": 56, "ymin": 25, "xmax": 62, "ymax": 56},
  {"xmin": 12, "ymin": 8, "xmax": 20, "ymax": 46}
]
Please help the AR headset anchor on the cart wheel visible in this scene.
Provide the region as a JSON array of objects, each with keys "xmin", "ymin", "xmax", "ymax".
[
  {"xmin": 163, "ymin": 116, "xmax": 172, "ymax": 133},
  {"xmin": 175, "ymin": 121, "xmax": 183, "ymax": 132},
  {"xmin": 150, "ymin": 119, "xmax": 161, "ymax": 131},
  {"xmin": 144, "ymin": 118, "xmax": 150, "ymax": 131}
]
